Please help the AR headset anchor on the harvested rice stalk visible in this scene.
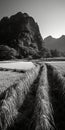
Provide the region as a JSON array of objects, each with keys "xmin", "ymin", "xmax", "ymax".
[
  {"xmin": 0, "ymin": 65, "xmax": 40, "ymax": 130},
  {"xmin": 16, "ymin": 65, "xmax": 40, "ymax": 107},
  {"xmin": 46, "ymin": 64, "xmax": 65, "ymax": 130},
  {"xmin": 31, "ymin": 65, "xmax": 55, "ymax": 130},
  {"xmin": 0, "ymin": 87, "xmax": 18, "ymax": 130}
]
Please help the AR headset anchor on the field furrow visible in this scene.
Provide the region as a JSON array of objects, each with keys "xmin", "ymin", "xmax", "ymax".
[{"xmin": 0, "ymin": 61, "xmax": 65, "ymax": 130}]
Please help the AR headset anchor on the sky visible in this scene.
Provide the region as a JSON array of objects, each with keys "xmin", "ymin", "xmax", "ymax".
[{"xmin": 0, "ymin": 0, "xmax": 65, "ymax": 39}]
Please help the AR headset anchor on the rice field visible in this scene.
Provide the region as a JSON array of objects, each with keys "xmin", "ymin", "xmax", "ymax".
[
  {"xmin": 0, "ymin": 71, "xmax": 24, "ymax": 94},
  {"xmin": 46, "ymin": 61, "xmax": 65, "ymax": 75},
  {"xmin": 0, "ymin": 60, "xmax": 65, "ymax": 130}
]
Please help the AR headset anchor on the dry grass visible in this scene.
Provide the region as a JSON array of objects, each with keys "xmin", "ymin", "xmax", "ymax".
[
  {"xmin": 15, "ymin": 65, "xmax": 40, "ymax": 107},
  {"xmin": 1, "ymin": 60, "xmax": 65, "ymax": 130},
  {"xmin": 32, "ymin": 65, "xmax": 55, "ymax": 130},
  {"xmin": 0, "ymin": 61, "xmax": 36, "ymax": 94},
  {"xmin": 46, "ymin": 64, "xmax": 65, "ymax": 130},
  {"xmin": 0, "ymin": 65, "xmax": 40, "ymax": 130},
  {"xmin": 0, "ymin": 87, "xmax": 18, "ymax": 130},
  {"xmin": 0, "ymin": 71, "xmax": 24, "ymax": 94},
  {"xmin": 46, "ymin": 61, "xmax": 65, "ymax": 76}
]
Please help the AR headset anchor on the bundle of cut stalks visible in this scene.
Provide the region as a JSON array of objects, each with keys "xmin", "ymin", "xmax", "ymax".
[
  {"xmin": 0, "ymin": 65, "xmax": 40, "ymax": 130},
  {"xmin": 31, "ymin": 65, "xmax": 55, "ymax": 130}
]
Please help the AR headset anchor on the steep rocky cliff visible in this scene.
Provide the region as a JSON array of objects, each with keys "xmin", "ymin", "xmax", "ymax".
[{"xmin": 0, "ymin": 12, "xmax": 44, "ymax": 60}]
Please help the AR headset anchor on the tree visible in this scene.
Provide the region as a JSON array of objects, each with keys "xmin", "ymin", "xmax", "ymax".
[{"xmin": 50, "ymin": 49, "xmax": 60, "ymax": 57}]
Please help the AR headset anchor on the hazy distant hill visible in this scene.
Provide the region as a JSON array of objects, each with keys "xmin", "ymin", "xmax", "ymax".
[
  {"xmin": 44, "ymin": 35, "xmax": 65, "ymax": 52},
  {"xmin": 0, "ymin": 12, "xmax": 44, "ymax": 60}
]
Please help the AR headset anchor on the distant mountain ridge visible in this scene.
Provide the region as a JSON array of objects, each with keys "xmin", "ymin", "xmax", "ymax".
[{"xmin": 44, "ymin": 35, "xmax": 65, "ymax": 52}]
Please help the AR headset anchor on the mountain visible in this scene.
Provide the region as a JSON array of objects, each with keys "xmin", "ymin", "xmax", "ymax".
[
  {"xmin": 0, "ymin": 12, "xmax": 44, "ymax": 60},
  {"xmin": 44, "ymin": 35, "xmax": 65, "ymax": 52}
]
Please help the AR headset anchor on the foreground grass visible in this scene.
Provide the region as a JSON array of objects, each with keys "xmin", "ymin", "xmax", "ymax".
[
  {"xmin": 46, "ymin": 64, "xmax": 65, "ymax": 130},
  {"xmin": 0, "ymin": 65, "xmax": 40, "ymax": 130},
  {"xmin": 0, "ymin": 61, "xmax": 36, "ymax": 94},
  {"xmin": 0, "ymin": 60, "xmax": 65, "ymax": 130},
  {"xmin": 33, "ymin": 65, "xmax": 55, "ymax": 130},
  {"xmin": 0, "ymin": 71, "xmax": 24, "ymax": 94}
]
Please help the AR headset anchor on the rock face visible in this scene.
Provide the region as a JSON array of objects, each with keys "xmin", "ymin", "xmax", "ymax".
[{"xmin": 0, "ymin": 12, "xmax": 44, "ymax": 60}]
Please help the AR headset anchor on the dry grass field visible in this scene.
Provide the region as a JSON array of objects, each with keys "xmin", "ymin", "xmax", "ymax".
[
  {"xmin": 0, "ymin": 71, "xmax": 24, "ymax": 94},
  {"xmin": 0, "ymin": 61, "xmax": 65, "ymax": 130},
  {"xmin": 0, "ymin": 61, "xmax": 35, "ymax": 94},
  {"xmin": 46, "ymin": 63, "xmax": 65, "ymax": 130},
  {"xmin": 46, "ymin": 61, "xmax": 65, "ymax": 76}
]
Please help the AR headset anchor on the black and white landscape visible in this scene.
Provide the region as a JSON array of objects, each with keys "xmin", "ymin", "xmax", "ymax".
[{"xmin": 0, "ymin": 0, "xmax": 65, "ymax": 130}]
